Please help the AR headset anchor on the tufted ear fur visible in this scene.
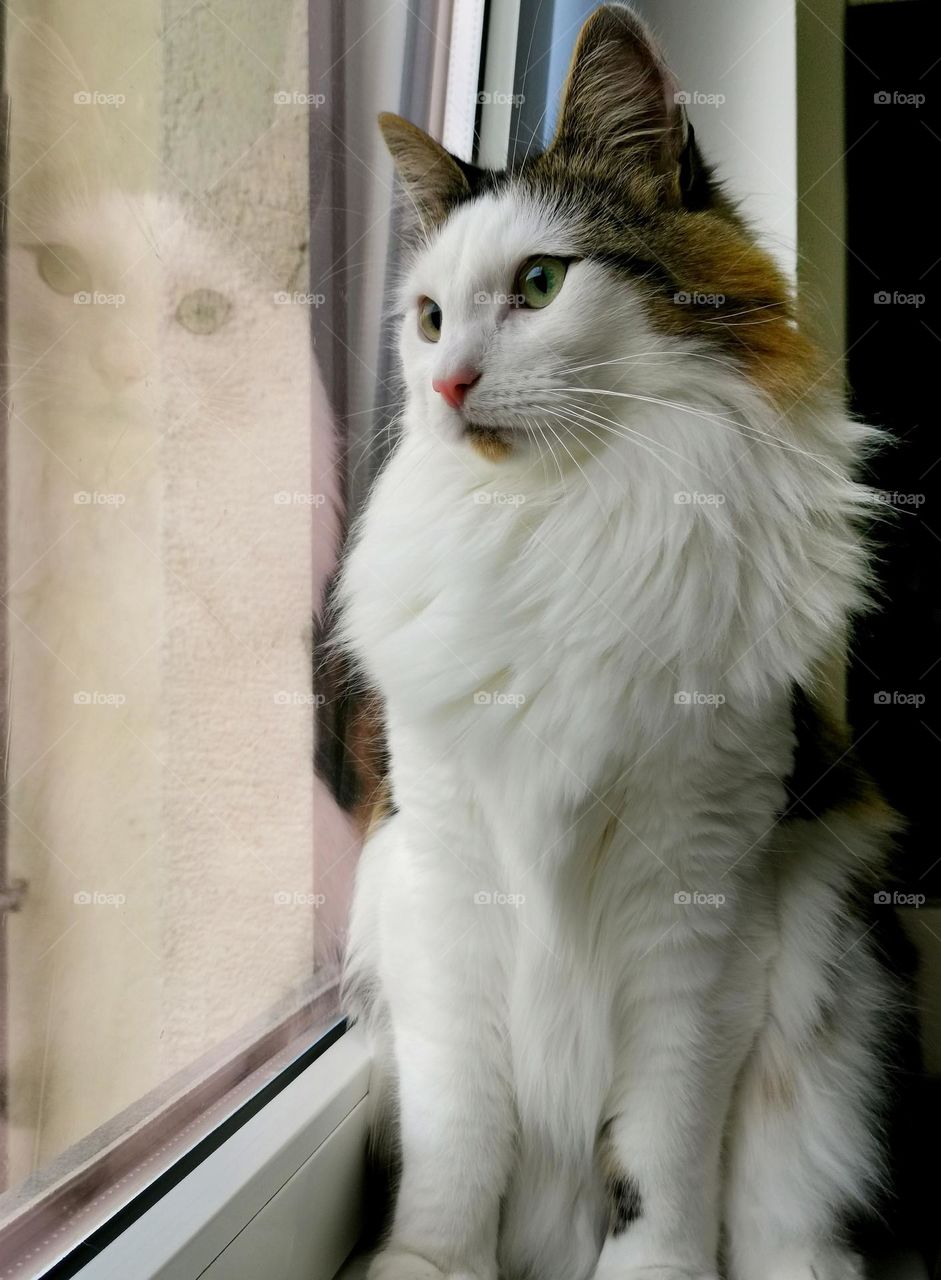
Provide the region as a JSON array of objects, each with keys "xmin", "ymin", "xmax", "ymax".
[
  {"xmin": 378, "ymin": 112, "xmax": 472, "ymax": 230},
  {"xmin": 549, "ymin": 4, "xmax": 690, "ymax": 198}
]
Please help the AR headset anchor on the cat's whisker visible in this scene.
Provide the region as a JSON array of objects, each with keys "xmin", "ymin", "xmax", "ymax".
[
  {"xmin": 540, "ymin": 384, "xmax": 844, "ymax": 479},
  {"xmin": 536, "ymin": 420, "xmax": 567, "ymax": 497},
  {"xmin": 550, "ymin": 401, "xmax": 693, "ymax": 493},
  {"xmin": 543, "ymin": 416, "xmax": 609, "ymax": 515},
  {"xmin": 698, "ymin": 301, "xmax": 786, "ymax": 323},
  {"xmin": 553, "ymin": 349, "xmax": 745, "ymax": 380}
]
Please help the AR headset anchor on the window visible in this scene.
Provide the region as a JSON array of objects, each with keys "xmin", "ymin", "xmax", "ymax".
[{"xmin": 0, "ymin": 2, "xmax": 457, "ymax": 1273}]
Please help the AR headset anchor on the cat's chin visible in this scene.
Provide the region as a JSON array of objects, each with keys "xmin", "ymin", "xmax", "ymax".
[{"xmin": 464, "ymin": 424, "xmax": 513, "ymax": 462}]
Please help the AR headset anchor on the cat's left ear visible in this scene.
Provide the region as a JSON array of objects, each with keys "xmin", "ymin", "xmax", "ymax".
[
  {"xmin": 549, "ymin": 5, "xmax": 690, "ymax": 197},
  {"xmin": 379, "ymin": 113, "xmax": 472, "ymax": 230}
]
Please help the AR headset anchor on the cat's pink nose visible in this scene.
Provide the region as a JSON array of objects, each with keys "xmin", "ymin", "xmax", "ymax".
[{"xmin": 432, "ymin": 368, "xmax": 480, "ymax": 409}]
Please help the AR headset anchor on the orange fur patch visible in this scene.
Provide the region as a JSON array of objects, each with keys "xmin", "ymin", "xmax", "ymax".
[{"xmin": 466, "ymin": 427, "xmax": 512, "ymax": 462}]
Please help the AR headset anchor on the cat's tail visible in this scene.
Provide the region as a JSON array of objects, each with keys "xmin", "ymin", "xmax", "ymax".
[{"xmin": 723, "ymin": 788, "xmax": 903, "ymax": 1280}]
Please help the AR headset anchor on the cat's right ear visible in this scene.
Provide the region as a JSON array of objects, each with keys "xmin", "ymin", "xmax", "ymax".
[
  {"xmin": 378, "ymin": 113, "xmax": 471, "ymax": 231},
  {"xmin": 549, "ymin": 5, "xmax": 688, "ymax": 197}
]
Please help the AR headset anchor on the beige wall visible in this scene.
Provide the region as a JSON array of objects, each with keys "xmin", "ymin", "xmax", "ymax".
[
  {"xmin": 796, "ymin": 0, "xmax": 847, "ymax": 371},
  {"xmin": 4, "ymin": 0, "xmax": 319, "ymax": 1182}
]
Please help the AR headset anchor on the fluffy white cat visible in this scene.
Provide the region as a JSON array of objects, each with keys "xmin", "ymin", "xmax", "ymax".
[{"xmin": 340, "ymin": 8, "xmax": 898, "ymax": 1280}]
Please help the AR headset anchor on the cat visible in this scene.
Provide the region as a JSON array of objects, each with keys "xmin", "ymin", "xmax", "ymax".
[{"xmin": 338, "ymin": 8, "xmax": 900, "ymax": 1280}]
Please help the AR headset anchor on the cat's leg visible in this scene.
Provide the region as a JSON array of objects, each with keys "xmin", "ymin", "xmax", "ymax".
[
  {"xmin": 593, "ymin": 919, "xmax": 731, "ymax": 1280},
  {"xmin": 364, "ymin": 816, "xmax": 514, "ymax": 1280},
  {"xmin": 498, "ymin": 1136, "xmax": 605, "ymax": 1280},
  {"xmin": 723, "ymin": 819, "xmax": 893, "ymax": 1280}
]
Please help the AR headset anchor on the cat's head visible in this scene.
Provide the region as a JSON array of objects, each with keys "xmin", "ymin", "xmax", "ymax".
[
  {"xmin": 8, "ymin": 191, "xmax": 266, "ymax": 418},
  {"xmin": 382, "ymin": 4, "xmax": 817, "ymax": 467}
]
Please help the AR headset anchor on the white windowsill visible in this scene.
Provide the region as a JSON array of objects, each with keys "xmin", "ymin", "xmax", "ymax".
[
  {"xmin": 70, "ymin": 1026, "xmax": 371, "ymax": 1280},
  {"xmin": 61, "ymin": 1021, "xmax": 931, "ymax": 1280}
]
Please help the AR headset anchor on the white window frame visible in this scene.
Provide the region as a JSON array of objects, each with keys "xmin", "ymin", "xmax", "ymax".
[{"xmin": 68, "ymin": 1027, "xmax": 371, "ymax": 1280}]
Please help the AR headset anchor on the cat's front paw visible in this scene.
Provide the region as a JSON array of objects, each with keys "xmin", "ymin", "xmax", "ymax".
[
  {"xmin": 367, "ymin": 1249, "xmax": 489, "ymax": 1280},
  {"xmin": 368, "ymin": 1250, "xmax": 445, "ymax": 1280}
]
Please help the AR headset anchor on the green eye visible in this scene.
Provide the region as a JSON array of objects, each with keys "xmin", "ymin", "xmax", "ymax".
[
  {"xmin": 515, "ymin": 255, "xmax": 568, "ymax": 309},
  {"xmin": 418, "ymin": 296, "xmax": 442, "ymax": 342},
  {"xmin": 37, "ymin": 244, "xmax": 91, "ymax": 296}
]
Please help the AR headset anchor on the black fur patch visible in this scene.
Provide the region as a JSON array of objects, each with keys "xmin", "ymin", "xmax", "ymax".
[
  {"xmin": 608, "ymin": 1172, "xmax": 643, "ymax": 1236},
  {"xmin": 783, "ymin": 685, "xmax": 868, "ymax": 820}
]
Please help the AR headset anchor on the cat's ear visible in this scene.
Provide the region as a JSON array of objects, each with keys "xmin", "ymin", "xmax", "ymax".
[
  {"xmin": 379, "ymin": 113, "xmax": 471, "ymax": 229},
  {"xmin": 549, "ymin": 5, "xmax": 689, "ymax": 193}
]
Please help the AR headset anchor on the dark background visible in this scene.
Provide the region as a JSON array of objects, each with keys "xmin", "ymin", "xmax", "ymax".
[{"xmin": 846, "ymin": 0, "xmax": 938, "ymax": 897}]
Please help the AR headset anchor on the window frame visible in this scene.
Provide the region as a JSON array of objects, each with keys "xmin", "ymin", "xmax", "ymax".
[{"xmin": 60, "ymin": 1024, "xmax": 369, "ymax": 1280}]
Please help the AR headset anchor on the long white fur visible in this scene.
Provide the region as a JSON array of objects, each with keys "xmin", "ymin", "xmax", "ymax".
[{"xmin": 340, "ymin": 188, "xmax": 895, "ymax": 1280}]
